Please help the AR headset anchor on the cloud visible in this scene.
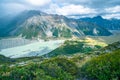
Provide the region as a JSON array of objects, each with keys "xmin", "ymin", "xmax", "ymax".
[
  {"xmin": 52, "ymin": 0, "xmax": 120, "ymax": 8},
  {"xmin": 105, "ymin": 6, "xmax": 120, "ymax": 13},
  {"xmin": 25, "ymin": 0, "xmax": 51, "ymax": 6},
  {"xmin": 56, "ymin": 4, "xmax": 96, "ymax": 15},
  {"xmin": 0, "ymin": 0, "xmax": 120, "ymax": 19},
  {"xmin": 0, "ymin": 0, "xmax": 52, "ymax": 17},
  {"xmin": 52, "ymin": 0, "xmax": 91, "ymax": 5},
  {"xmin": 2, "ymin": 3, "xmax": 27, "ymax": 11},
  {"xmin": 0, "ymin": 2, "xmax": 29, "ymax": 16},
  {"xmin": 45, "ymin": 4, "xmax": 96, "ymax": 16},
  {"xmin": 102, "ymin": 6, "xmax": 120, "ymax": 19},
  {"xmin": 103, "ymin": 13, "xmax": 120, "ymax": 19}
]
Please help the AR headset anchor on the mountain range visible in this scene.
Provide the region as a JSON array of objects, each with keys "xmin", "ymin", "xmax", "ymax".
[
  {"xmin": 0, "ymin": 10, "xmax": 112, "ymax": 39},
  {"xmin": 80, "ymin": 16, "xmax": 120, "ymax": 30}
]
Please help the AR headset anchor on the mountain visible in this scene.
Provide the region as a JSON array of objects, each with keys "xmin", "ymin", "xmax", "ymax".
[
  {"xmin": 0, "ymin": 10, "xmax": 112, "ymax": 39},
  {"xmin": 80, "ymin": 16, "xmax": 120, "ymax": 30},
  {"xmin": 0, "ymin": 15, "xmax": 15, "ymax": 36}
]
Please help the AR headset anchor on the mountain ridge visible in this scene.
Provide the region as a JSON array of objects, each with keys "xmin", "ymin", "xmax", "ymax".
[
  {"xmin": 0, "ymin": 10, "xmax": 112, "ymax": 39},
  {"xmin": 80, "ymin": 16, "xmax": 120, "ymax": 30}
]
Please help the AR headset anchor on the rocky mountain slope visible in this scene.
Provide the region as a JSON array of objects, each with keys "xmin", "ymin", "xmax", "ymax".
[{"xmin": 0, "ymin": 10, "xmax": 112, "ymax": 39}]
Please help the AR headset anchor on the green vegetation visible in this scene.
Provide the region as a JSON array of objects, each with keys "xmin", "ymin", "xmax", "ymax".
[
  {"xmin": 101, "ymin": 41, "xmax": 120, "ymax": 52},
  {"xmin": 80, "ymin": 49, "xmax": 120, "ymax": 80},
  {"xmin": 0, "ymin": 55, "xmax": 15, "ymax": 64},
  {"xmin": 19, "ymin": 24, "xmax": 47, "ymax": 39},
  {"xmin": 60, "ymin": 27, "xmax": 72, "ymax": 38},
  {"xmin": 52, "ymin": 27, "xmax": 72, "ymax": 38},
  {"xmin": 53, "ymin": 27, "xmax": 59, "ymax": 37},
  {"xmin": 0, "ymin": 57, "xmax": 78, "ymax": 80}
]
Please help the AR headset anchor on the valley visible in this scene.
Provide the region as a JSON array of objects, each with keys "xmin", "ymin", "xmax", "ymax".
[
  {"xmin": 0, "ymin": 30, "xmax": 120, "ymax": 58},
  {"xmin": 0, "ymin": 8, "xmax": 120, "ymax": 80},
  {"xmin": 0, "ymin": 38, "xmax": 64, "ymax": 58}
]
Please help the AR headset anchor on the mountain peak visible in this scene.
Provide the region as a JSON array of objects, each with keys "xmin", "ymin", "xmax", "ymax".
[
  {"xmin": 22, "ymin": 10, "xmax": 47, "ymax": 16},
  {"xmin": 93, "ymin": 16, "xmax": 103, "ymax": 19}
]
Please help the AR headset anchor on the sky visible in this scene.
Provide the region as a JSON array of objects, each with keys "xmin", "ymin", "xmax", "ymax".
[{"xmin": 0, "ymin": 0, "xmax": 120, "ymax": 19}]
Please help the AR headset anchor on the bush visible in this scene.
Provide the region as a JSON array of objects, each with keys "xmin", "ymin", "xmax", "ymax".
[
  {"xmin": 40, "ymin": 57, "xmax": 78, "ymax": 79},
  {"xmin": 0, "ymin": 57, "xmax": 78, "ymax": 80},
  {"xmin": 80, "ymin": 49, "xmax": 120, "ymax": 80}
]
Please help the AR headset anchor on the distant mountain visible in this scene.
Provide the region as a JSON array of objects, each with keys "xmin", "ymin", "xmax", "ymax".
[
  {"xmin": 0, "ymin": 10, "xmax": 112, "ymax": 39},
  {"xmin": 80, "ymin": 16, "xmax": 120, "ymax": 30},
  {"xmin": 0, "ymin": 15, "xmax": 15, "ymax": 36}
]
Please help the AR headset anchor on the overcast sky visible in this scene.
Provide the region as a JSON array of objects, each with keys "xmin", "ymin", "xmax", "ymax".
[{"xmin": 0, "ymin": 0, "xmax": 120, "ymax": 19}]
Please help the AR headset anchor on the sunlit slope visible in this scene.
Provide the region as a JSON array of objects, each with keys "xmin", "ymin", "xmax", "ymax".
[{"xmin": 44, "ymin": 38, "xmax": 107, "ymax": 57}]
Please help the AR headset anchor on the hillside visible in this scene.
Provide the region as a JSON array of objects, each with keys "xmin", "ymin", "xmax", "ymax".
[
  {"xmin": 43, "ymin": 34, "xmax": 120, "ymax": 57},
  {"xmin": 43, "ymin": 39, "xmax": 104, "ymax": 57},
  {"xmin": 0, "ymin": 54, "xmax": 15, "ymax": 64},
  {"xmin": 100, "ymin": 41, "xmax": 120, "ymax": 53},
  {"xmin": 0, "ymin": 10, "xmax": 112, "ymax": 39},
  {"xmin": 0, "ymin": 46, "xmax": 119, "ymax": 80},
  {"xmin": 80, "ymin": 49, "xmax": 120, "ymax": 80}
]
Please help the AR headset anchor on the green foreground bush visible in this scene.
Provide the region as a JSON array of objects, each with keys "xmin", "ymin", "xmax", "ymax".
[
  {"xmin": 80, "ymin": 49, "xmax": 120, "ymax": 80},
  {"xmin": 0, "ymin": 49, "xmax": 120, "ymax": 80},
  {"xmin": 0, "ymin": 57, "xmax": 78, "ymax": 80}
]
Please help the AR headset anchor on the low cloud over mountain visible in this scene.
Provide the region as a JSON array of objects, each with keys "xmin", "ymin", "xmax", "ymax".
[{"xmin": 0, "ymin": 0, "xmax": 120, "ymax": 19}]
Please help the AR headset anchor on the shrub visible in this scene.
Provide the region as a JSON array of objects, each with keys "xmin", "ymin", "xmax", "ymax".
[{"xmin": 80, "ymin": 49, "xmax": 120, "ymax": 80}]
